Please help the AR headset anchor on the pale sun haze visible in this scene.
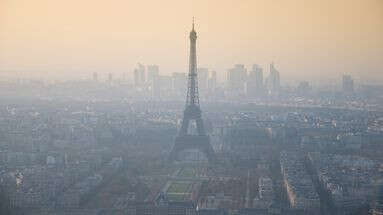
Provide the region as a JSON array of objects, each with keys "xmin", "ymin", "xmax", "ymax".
[{"xmin": 1, "ymin": 0, "xmax": 382, "ymax": 82}]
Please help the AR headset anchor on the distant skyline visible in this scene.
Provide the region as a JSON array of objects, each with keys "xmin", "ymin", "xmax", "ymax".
[{"xmin": 1, "ymin": 0, "xmax": 382, "ymax": 83}]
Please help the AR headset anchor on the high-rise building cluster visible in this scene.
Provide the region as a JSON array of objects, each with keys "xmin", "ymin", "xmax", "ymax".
[
  {"xmin": 90, "ymin": 64, "xmax": 361, "ymax": 103},
  {"xmin": 226, "ymin": 63, "xmax": 280, "ymax": 98},
  {"xmin": 131, "ymin": 64, "xmax": 217, "ymax": 99}
]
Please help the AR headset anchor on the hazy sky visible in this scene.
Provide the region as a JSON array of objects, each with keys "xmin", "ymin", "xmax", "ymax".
[{"xmin": 1, "ymin": 0, "xmax": 382, "ymax": 83}]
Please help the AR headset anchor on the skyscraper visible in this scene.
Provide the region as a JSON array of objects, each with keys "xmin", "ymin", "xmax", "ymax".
[
  {"xmin": 266, "ymin": 62, "xmax": 280, "ymax": 94},
  {"xmin": 147, "ymin": 65, "xmax": 159, "ymax": 92},
  {"xmin": 342, "ymin": 74, "xmax": 354, "ymax": 94},
  {"xmin": 255, "ymin": 65, "xmax": 263, "ymax": 90},
  {"xmin": 172, "ymin": 72, "xmax": 187, "ymax": 97},
  {"xmin": 134, "ymin": 63, "xmax": 146, "ymax": 88},
  {"xmin": 197, "ymin": 68, "xmax": 209, "ymax": 96},
  {"xmin": 297, "ymin": 81, "xmax": 310, "ymax": 95},
  {"xmin": 247, "ymin": 64, "xmax": 264, "ymax": 97},
  {"xmin": 208, "ymin": 70, "xmax": 217, "ymax": 94},
  {"xmin": 147, "ymin": 65, "xmax": 159, "ymax": 84},
  {"xmin": 227, "ymin": 64, "xmax": 247, "ymax": 96}
]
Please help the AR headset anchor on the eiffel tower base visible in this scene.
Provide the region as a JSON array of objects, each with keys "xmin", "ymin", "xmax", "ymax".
[{"xmin": 168, "ymin": 135, "xmax": 216, "ymax": 163}]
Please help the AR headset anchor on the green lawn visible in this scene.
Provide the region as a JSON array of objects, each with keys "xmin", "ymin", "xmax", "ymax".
[
  {"xmin": 167, "ymin": 182, "xmax": 190, "ymax": 193},
  {"xmin": 178, "ymin": 168, "xmax": 194, "ymax": 177}
]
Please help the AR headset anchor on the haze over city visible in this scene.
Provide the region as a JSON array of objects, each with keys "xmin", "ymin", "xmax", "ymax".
[
  {"xmin": 1, "ymin": 0, "xmax": 383, "ymax": 82},
  {"xmin": 1, "ymin": 1, "xmax": 383, "ymax": 215}
]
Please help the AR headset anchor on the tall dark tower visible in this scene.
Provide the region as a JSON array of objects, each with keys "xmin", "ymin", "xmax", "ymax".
[{"xmin": 169, "ymin": 20, "xmax": 216, "ymax": 162}]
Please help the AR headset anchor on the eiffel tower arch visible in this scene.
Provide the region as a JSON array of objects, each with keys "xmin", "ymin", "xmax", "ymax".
[{"xmin": 169, "ymin": 20, "xmax": 216, "ymax": 162}]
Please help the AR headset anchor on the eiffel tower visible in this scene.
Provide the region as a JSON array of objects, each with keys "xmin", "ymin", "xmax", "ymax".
[{"xmin": 168, "ymin": 20, "xmax": 216, "ymax": 162}]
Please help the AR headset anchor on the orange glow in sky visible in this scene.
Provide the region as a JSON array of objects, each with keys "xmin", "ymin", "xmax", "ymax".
[{"xmin": 1, "ymin": 0, "xmax": 382, "ymax": 82}]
